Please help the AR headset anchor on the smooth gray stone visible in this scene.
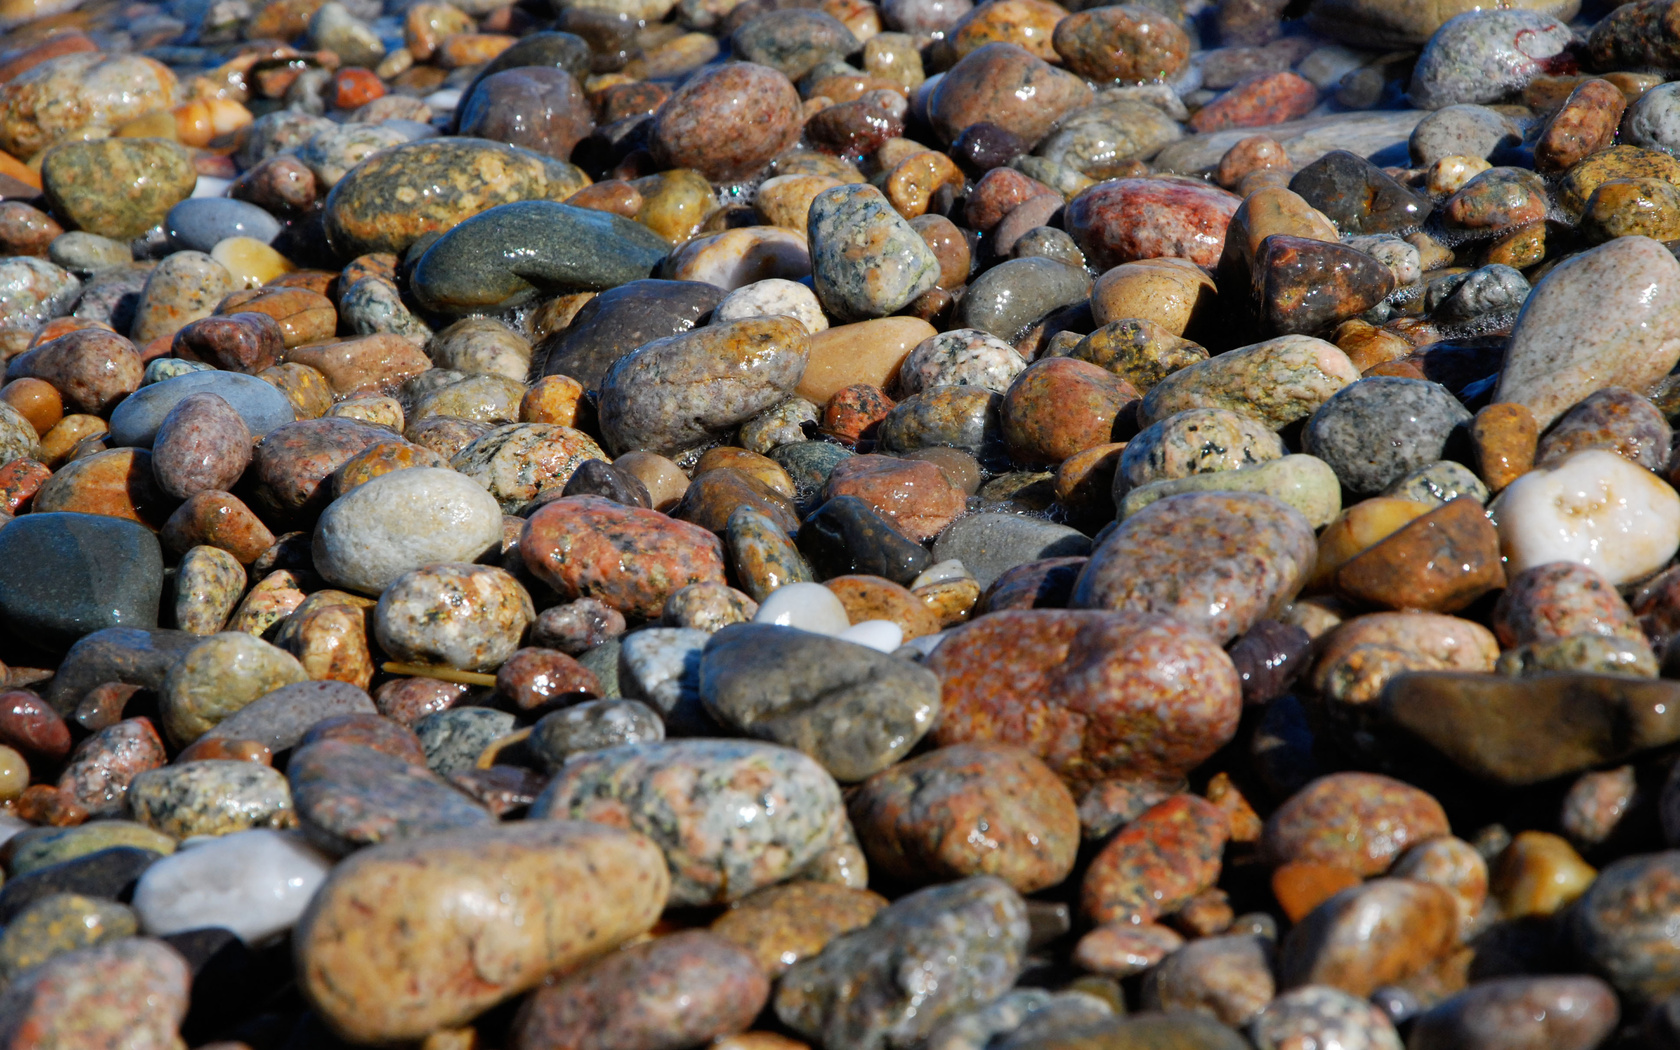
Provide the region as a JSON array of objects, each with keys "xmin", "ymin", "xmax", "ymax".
[
  {"xmin": 931, "ymin": 512, "xmax": 1092, "ymax": 590},
  {"xmin": 107, "ymin": 370, "xmax": 295, "ymax": 448},
  {"xmin": 410, "ymin": 200, "xmax": 669, "ymax": 314},
  {"xmin": 165, "ymin": 198, "xmax": 282, "ymax": 252}
]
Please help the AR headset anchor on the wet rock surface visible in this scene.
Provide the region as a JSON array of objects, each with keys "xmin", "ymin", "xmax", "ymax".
[{"xmin": 3, "ymin": 0, "xmax": 1680, "ymax": 1042}]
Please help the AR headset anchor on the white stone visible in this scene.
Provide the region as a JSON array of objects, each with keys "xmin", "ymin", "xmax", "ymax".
[
  {"xmin": 423, "ymin": 88, "xmax": 462, "ymax": 112},
  {"xmin": 897, "ymin": 328, "xmax": 1027, "ymax": 395},
  {"xmin": 132, "ymin": 829, "xmax": 334, "ymax": 945},
  {"xmin": 715, "ymin": 278, "xmax": 829, "ymax": 334},
  {"xmin": 312, "ymin": 466, "xmax": 504, "ymax": 594},
  {"xmin": 837, "ymin": 619, "xmax": 903, "ymax": 652},
  {"xmin": 666, "ymin": 227, "xmax": 812, "ymax": 291},
  {"xmin": 1491, "ymin": 449, "xmax": 1680, "ymax": 585},
  {"xmin": 900, "ymin": 629, "xmax": 948, "ymax": 658},
  {"xmin": 192, "ymin": 176, "xmax": 233, "ymax": 198},
  {"xmin": 911, "ymin": 559, "xmax": 973, "ymax": 589},
  {"xmin": 753, "ymin": 581, "xmax": 850, "ymax": 635}
]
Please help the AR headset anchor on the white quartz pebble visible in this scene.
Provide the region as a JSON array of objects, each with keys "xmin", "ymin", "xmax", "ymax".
[
  {"xmin": 837, "ymin": 619, "xmax": 904, "ymax": 653},
  {"xmin": 132, "ymin": 829, "xmax": 335, "ymax": 945},
  {"xmin": 714, "ymin": 279, "xmax": 829, "ymax": 334},
  {"xmin": 910, "ymin": 559, "xmax": 973, "ymax": 589},
  {"xmin": 1492, "ymin": 448, "xmax": 1680, "ymax": 585},
  {"xmin": 753, "ymin": 581, "xmax": 850, "ymax": 635},
  {"xmin": 191, "ymin": 175, "xmax": 232, "ymax": 198}
]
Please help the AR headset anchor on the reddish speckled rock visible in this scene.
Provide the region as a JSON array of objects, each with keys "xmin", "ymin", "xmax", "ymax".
[
  {"xmin": 1262, "ymin": 772, "xmax": 1450, "ymax": 877},
  {"xmin": 1064, "ymin": 178, "xmax": 1242, "ymax": 271},
  {"xmin": 822, "ymin": 454, "xmax": 966, "ymax": 542},
  {"xmin": 253, "ymin": 418, "xmax": 392, "ymax": 520},
  {"xmin": 1189, "ymin": 71, "xmax": 1318, "ymax": 133},
  {"xmin": 150, "ymin": 392, "xmax": 252, "ymax": 500},
  {"xmin": 1081, "ymin": 794, "xmax": 1230, "ymax": 924},
  {"xmin": 521, "ymin": 495, "xmax": 728, "ymax": 620},
  {"xmin": 56, "ymin": 717, "xmax": 167, "ymax": 818},
  {"xmin": 927, "ymin": 609, "xmax": 1241, "ymax": 787},
  {"xmin": 649, "ymin": 63, "xmax": 803, "ymax": 184},
  {"xmin": 0, "ymin": 938, "xmax": 190, "ymax": 1050},
  {"xmin": 10, "ymin": 329, "xmax": 142, "ymax": 415},
  {"xmin": 929, "ymin": 43, "xmax": 1093, "ymax": 147},
  {"xmin": 849, "ymin": 742, "xmax": 1079, "ymax": 893},
  {"xmin": 1001, "ymin": 358, "xmax": 1139, "ymax": 465},
  {"xmin": 1072, "ymin": 491, "xmax": 1317, "ymax": 644},
  {"xmin": 512, "ymin": 931, "xmax": 768, "ymax": 1050}
]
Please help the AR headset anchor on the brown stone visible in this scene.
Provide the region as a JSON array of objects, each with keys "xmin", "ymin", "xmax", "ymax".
[{"xmin": 1335, "ymin": 497, "xmax": 1505, "ymax": 613}]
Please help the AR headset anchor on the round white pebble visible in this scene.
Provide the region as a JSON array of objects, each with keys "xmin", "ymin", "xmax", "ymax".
[
  {"xmin": 911, "ymin": 559, "xmax": 973, "ymax": 589},
  {"xmin": 132, "ymin": 829, "xmax": 335, "ymax": 945},
  {"xmin": 837, "ymin": 619, "xmax": 904, "ymax": 652},
  {"xmin": 753, "ymin": 581, "xmax": 850, "ymax": 635},
  {"xmin": 714, "ymin": 278, "xmax": 829, "ymax": 334},
  {"xmin": 1492, "ymin": 448, "xmax": 1680, "ymax": 585}
]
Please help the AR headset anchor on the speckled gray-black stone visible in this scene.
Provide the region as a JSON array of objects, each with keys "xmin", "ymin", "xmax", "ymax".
[
  {"xmin": 700, "ymin": 624, "xmax": 941, "ymax": 782},
  {"xmin": 126, "ymin": 760, "xmax": 295, "ymax": 838},
  {"xmin": 775, "ymin": 876, "xmax": 1030, "ymax": 1050},
  {"xmin": 413, "ymin": 706, "xmax": 518, "ymax": 774},
  {"xmin": 530, "ymin": 698, "xmax": 665, "ymax": 772},
  {"xmin": 809, "ymin": 183, "xmax": 941, "ymax": 322},
  {"xmin": 1302, "ymin": 377, "xmax": 1473, "ymax": 496},
  {"xmin": 531, "ymin": 738, "xmax": 845, "ymax": 906},
  {"xmin": 878, "ymin": 386, "xmax": 1006, "ymax": 464}
]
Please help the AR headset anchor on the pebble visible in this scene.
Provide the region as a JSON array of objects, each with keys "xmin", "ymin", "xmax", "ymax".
[
  {"xmin": 0, "ymin": 938, "xmax": 190, "ymax": 1048},
  {"xmin": 1250, "ymin": 985, "xmax": 1403, "ymax": 1050},
  {"xmin": 373, "ymin": 564, "xmax": 533, "ymax": 672},
  {"xmin": 534, "ymin": 738, "xmax": 843, "ymax": 906},
  {"xmin": 313, "ymin": 467, "xmax": 504, "ymax": 594},
  {"xmin": 0, "ymin": 0, "xmax": 1678, "ymax": 1034},
  {"xmin": 1493, "ymin": 449, "xmax": 1680, "ymax": 585},
  {"xmin": 1408, "ymin": 976, "xmax": 1619, "ymax": 1050},
  {"xmin": 1495, "ymin": 236, "xmax": 1680, "ymax": 429},
  {"xmin": 849, "ymin": 742, "xmax": 1077, "ymax": 892},
  {"xmin": 295, "ymin": 822, "xmax": 667, "ymax": 1043},
  {"xmin": 700, "ymin": 623, "xmax": 939, "ymax": 780},
  {"xmin": 1072, "ymin": 492, "xmax": 1317, "ymax": 644},
  {"xmin": 776, "ymin": 877, "xmax": 1029, "ymax": 1050},
  {"xmin": 930, "ymin": 609, "xmax": 1239, "ymax": 785}
]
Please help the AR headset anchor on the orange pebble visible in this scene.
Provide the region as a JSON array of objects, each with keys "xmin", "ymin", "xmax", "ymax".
[
  {"xmin": 436, "ymin": 32, "xmax": 516, "ymax": 68},
  {"xmin": 0, "ymin": 148, "xmax": 39, "ymax": 189},
  {"xmin": 0, "ymin": 458, "xmax": 50, "ymax": 513},
  {"xmin": 330, "ymin": 67, "xmax": 386, "ymax": 110},
  {"xmin": 177, "ymin": 736, "xmax": 275, "ymax": 765},
  {"xmin": 0, "ymin": 377, "xmax": 61, "ymax": 436},
  {"xmin": 1272, "ymin": 860, "xmax": 1363, "ymax": 923},
  {"xmin": 16, "ymin": 783, "xmax": 87, "ymax": 826},
  {"xmin": 28, "ymin": 317, "xmax": 106, "ymax": 347},
  {"xmin": 171, "ymin": 96, "xmax": 253, "ymax": 147},
  {"xmin": 520, "ymin": 374, "xmax": 583, "ymax": 426}
]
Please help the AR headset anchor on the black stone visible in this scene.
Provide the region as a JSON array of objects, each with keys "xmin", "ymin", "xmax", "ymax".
[
  {"xmin": 952, "ymin": 122, "xmax": 1029, "ymax": 174},
  {"xmin": 561, "ymin": 458, "xmax": 652, "ymax": 507},
  {"xmin": 0, "ymin": 846, "xmax": 162, "ymax": 921},
  {"xmin": 0, "ymin": 513, "xmax": 164, "ymax": 655},
  {"xmin": 1227, "ymin": 619, "xmax": 1312, "ymax": 706},
  {"xmin": 556, "ymin": 8, "xmax": 638, "ymax": 73},
  {"xmin": 452, "ymin": 31, "xmax": 592, "ymax": 128},
  {"xmin": 797, "ymin": 495, "xmax": 930, "ymax": 585},
  {"xmin": 536, "ymin": 279, "xmax": 723, "ymax": 390},
  {"xmin": 1288, "ymin": 149, "xmax": 1432, "ymax": 234}
]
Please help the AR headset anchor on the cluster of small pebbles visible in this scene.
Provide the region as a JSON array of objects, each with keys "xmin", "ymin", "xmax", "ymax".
[{"xmin": 10, "ymin": 0, "xmax": 1680, "ymax": 1043}]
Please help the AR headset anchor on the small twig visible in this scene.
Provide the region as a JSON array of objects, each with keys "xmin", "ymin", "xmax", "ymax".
[{"xmin": 381, "ymin": 662, "xmax": 498, "ymax": 687}]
